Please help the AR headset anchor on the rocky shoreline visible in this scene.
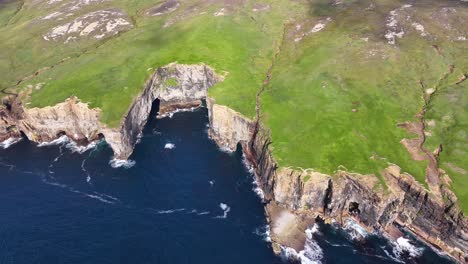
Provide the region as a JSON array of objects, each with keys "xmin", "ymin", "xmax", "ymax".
[{"xmin": 1, "ymin": 63, "xmax": 467, "ymax": 263}]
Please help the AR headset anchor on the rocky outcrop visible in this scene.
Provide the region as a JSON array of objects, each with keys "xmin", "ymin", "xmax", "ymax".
[
  {"xmin": 1, "ymin": 61, "xmax": 466, "ymax": 263},
  {"xmin": 206, "ymin": 97, "xmax": 253, "ymax": 151},
  {"xmin": 0, "ymin": 63, "xmax": 221, "ymax": 160},
  {"xmin": 115, "ymin": 63, "xmax": 221, "ymax": 159},
  {"xmin": 246, "ymin": 126, "xmax": 467, "ymax": 262},
  {"xmin": 205, "ymin": 105, "xmax": 467, "ymax": 262}
]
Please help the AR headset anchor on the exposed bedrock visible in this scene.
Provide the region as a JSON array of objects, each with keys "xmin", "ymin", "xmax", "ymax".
[
  {"xmin": 0, "ymin": 63, "xmax": 221, "ymax": 159},
  {"xmin": 0, "ymin": 62, "xmax": 466, "ymax": 262},
  {"xmin": 250, "ymin": 127, "xmax": 467, "ymax": 262},
  {"xmin": 208, "ymin": 108, "xmax": 467, "ymax": 262}
]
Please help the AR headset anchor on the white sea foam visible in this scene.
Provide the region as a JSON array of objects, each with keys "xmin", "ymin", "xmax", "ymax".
[
  {"xmin": 280, "ymin": 224, "xmax": 323, "ymax": 264},
  {"xmin": 242, "ymin": 153, "xmax": 265, "ymax": 201},
  {"xmin": 209, "ymin": 180, "xmax": 215, "ymax": 186},
  {"xmin": 109, "ymin": 158, "xmax": 136, "ymax": 169},
  {"xmin": 343, "ymin": 218, "xmax": 368, "ymax": 240},
  {"xmin": 254, "ymin": 225, "xmax": 272, "ymax": 242},
  {"xmin": 164, "ymin": 143, "xmax": 175, "ymax": 149},
  {"xmin": 0, "ymin": 137, "xmax": 22, "ymax": 149},
  {"xmin": 156, "ymin": 208, "xmax": 186, "ymax": 214},
  {"xmin": 253, "ymin": 185, "xmax": 265, "ymax": 200},
  {"xmin": 197, "ymin": 211, "xmax": 210, "ymax": 215},
  {"xmin": 308, "ymin": 223, "xmax": 321, "ymax": 236},
  {"xmin": 41, "ymin": 174, "xmax": 119, "ymax": 204},
  {"xmin": 38, "ymin": 135, "xmax": 69, "ymax": 147},
  {"xmin": 81, "ymin": 193, "xmax": 117, "ymax": 204},
  {"xmin": 37, "ymin": 135, "xmax": 99, "ymax": 154},
  {"xmin": 215, "ymin": 203, "xmax": 231, "ymax": 219},
  {"xmin": 158, "ymin": 107, "xmax": 199, "ymax": 119},
  {"xmin": 281, "ymin": 238, "xmax": 323, "ymax": 264},
  {"xmin": 392, "ymin": 237, "xmax": 424, "ymax": 259}
]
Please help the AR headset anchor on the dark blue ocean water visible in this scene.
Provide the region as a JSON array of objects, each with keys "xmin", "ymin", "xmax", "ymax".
[{"xmin": 0, "ymin": 107, "xmax": 455, "ymax": 264}]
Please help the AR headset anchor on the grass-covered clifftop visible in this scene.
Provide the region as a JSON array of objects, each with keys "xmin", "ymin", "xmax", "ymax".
[{"xmin": 1, "ymin": 0, "xmax": 467, "ymax": 212}]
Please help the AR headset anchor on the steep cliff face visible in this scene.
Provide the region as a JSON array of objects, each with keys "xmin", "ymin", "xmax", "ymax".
[
  {"xmin": 115, "ymin": 63, "xmax": 221, "ymax": 159},
  {"xmin": 0, "ymin": 63, "xmax": 221, "ymax": 160},
  {"xmin": 206, "ymin": 106, "xmax": 467, "ymax": 262},
  {"xmin": 1, "ymin": 62, "xmax": 466, "ymax": 262},
  {"xmin": 247, "ymin": 127, "xmax": 467, "ymax": 263},
  {"xmin": 206, "ymin": 97, "xmax": 253, "ymax": 151}
]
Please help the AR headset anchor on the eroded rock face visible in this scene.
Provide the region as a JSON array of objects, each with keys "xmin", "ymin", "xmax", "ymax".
[
  {"xmin": 243, "ymin": 125, "xmax": 468, "ymax": 262},
  {"xmin": 115, "ymin": 63, "xmax": 221, "ymax": 159},
  {"xmin": 43, "ymin": 8, "xmax": 133, "ymax": 43},
  {"xmin": 19, "ymin": 97, "xmax": 103, "ymax": 143},
  {"xmin": 205, "ymin": 107, "xmax": 467, "ymax": 262},
  {"xmin": 206, "ymin": 97, "xmax": 253, "ymax": 151},
  {"xmin": 0, "ymin": 63, "xmax": 221, "ymax": 160}
]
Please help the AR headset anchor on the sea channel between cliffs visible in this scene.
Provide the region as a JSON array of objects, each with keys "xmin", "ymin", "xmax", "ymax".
[{"xmin": 0, "ymin": 63, "xmax": 466, "ymax": 263}]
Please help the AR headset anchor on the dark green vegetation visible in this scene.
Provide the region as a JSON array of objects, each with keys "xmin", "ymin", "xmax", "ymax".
[{"xmin": 1, "ymin": 0, "xmax": 467, "ymax": 211}]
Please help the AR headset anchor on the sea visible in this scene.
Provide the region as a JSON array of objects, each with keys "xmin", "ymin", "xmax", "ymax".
[{"xmin": 0, "ymin": 105, "xmax": 455, "ymax": 264}]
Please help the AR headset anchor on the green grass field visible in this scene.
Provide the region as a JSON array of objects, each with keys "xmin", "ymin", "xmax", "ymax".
[{"xmin": 1, "ymin": 0, "xmax": 467, "ymax": 212}]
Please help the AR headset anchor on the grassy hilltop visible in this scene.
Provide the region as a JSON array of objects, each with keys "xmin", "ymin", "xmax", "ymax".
[{"xmin": 1, "ymin": 0, "xmax": 467, "ymax": 212}]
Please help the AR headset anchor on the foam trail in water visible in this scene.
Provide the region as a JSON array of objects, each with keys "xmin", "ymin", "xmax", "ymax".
[
  {"xmin": 0, "ymin": 160, "xmax": 16, "ymax": 171},
  {"xmin": 158, "ymin": 107, "xmax": 199, "ymax": 119},
  {"xmin": 197, "ymin": 211, "xmax": 210, "ymax": 215},
  {"xmin": 156, "ymin": 208, "xmax": 186, "ymax": 214},
  {"xmin": 164, "ymin": 143, "xmax": 175, "ymax": 150},
  {"xmin": 209, "ymin": 180, "xmax": 215, "ymax": 186},
  {"xmin": 381, "ymin": 247, "xmax": 405, "ymax": 263},
  {"xmin": 81, "ymin": 144, "xmax": 100, "ymax": 183},
  {"xmin": 39, "ymin": 171, "xmax": 120, "ymax": 205},
  {"xmin": 48, "ymin": 145, "xmax": 65, "ymax": 174},
  {"xmin": 109, "ymin": 159, "xmax": 135, "ymax": 169},
  {"xmin": 214, "ymin": 203, "xmax": 231, "ymax": 219},
  {"xmin": 0, "ymin": 137, "xmax": 22, "ymax": 149}
]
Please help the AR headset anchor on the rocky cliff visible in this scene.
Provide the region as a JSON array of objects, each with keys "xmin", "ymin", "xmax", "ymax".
[
  {"xmin": 1, "ymin": 62, "xmax": 466, "ymax": 263},
  {"xmin": 0, "ymin": 63, "xmax": 221, "ymax": 160},
  {"xmin": 220, "ymin": 115, "xmax": 468, "ymax": 263}
]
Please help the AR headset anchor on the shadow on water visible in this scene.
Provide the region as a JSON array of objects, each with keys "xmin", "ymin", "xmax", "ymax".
[{"xmin": 0, "ymin": 103, "xmax": 456, "ymax": 264}]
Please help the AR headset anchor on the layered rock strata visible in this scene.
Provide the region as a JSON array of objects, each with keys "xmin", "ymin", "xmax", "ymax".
[
  {"xmin": 1, "ymin": 63, "xmax": 466, "ymax": 263},
  {"xmin": 0, "ymin": 63, "xmax": 221, "ymax": 159}
]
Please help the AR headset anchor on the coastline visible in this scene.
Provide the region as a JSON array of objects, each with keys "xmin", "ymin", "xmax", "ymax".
[{"xmin": 1, "ymin": 63, "xmax": 466, "ymax": 263}]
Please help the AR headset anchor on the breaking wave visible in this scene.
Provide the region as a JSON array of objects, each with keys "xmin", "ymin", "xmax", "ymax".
[
  {"xmin": 254, "ymin": 225, "xmax": 272, "ymax": 242},
  {"xmin": 343, "ymin": 218, "xmax": 368, "ymax": 240},
  {"xmin": 37, "ymin": 135, "xmax": 99, "ymax": 154},
  {"xmin": 242, "ymin": 154, "xmax": 265, "ymax": 201},
  {"xmin": 214, "ymin": 203, "xmax": 231, "ymax": 219},
  {"xmin": 0, "ymin": 137, "xmax": 22, "ymax": 149},
  {"xmin": 109, "ymin": 158, "xmax": 136, "ymax": 169},
  {"xmin": 164, "ymin": 143, "xmax": 175, "ymax": 149},
  {"xmin": 281, "ymin": 224, "xmax": 323, "ymax": 264},
  {"xmin": 158, "ymin": 107, "xmax": 200, "ymax": 119},
  {"xmin": 392, "ymin": 237, "xmax": 424, "ymax": 259}
]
